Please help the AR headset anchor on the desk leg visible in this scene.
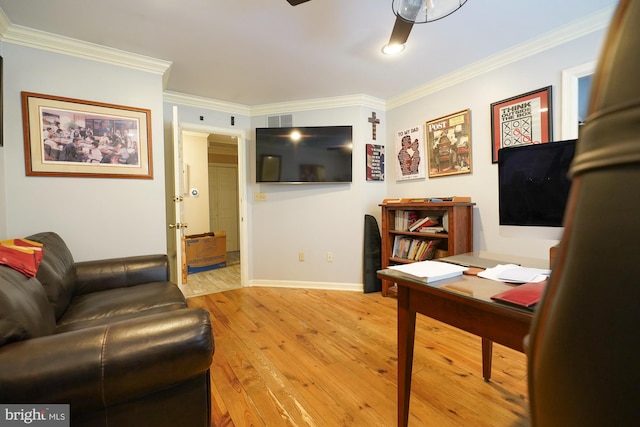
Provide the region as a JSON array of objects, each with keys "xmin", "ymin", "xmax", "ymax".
[
  {"xmin": 482, "ymin": 337, "xmax": 493, "ymax": 382},
  {"xmin": 397, "ymin": 286, "xmax": 416, "ymax": 427}
]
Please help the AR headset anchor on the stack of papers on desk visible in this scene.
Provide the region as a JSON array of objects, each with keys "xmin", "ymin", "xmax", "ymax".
[
  {"xmin": 388, "ymin": 260, "xmax": 468, "ymax": 283},
  {"xmin": 478, "ymin": 264, "xmax": 550, "ymax": 283}
]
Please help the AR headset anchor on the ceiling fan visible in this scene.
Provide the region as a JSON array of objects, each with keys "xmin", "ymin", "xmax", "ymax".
[
  {"xmin": 286, "ymin": 1, "xmax": 467, "ymax": 50},
  {"xmin": 285, "ymin": 0, "xmax": 413, "ymax": 46}
]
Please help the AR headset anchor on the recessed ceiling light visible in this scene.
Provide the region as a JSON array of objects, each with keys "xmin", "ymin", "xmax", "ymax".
[{"xmin": 382, "ymin": 43, "xmax": 405, "ymax": 55}]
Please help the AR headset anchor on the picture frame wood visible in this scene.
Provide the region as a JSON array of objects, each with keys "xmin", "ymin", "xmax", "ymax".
[
  {"xmin": 490, "ymin": 86, "xmax": 553, "ymax": 163},
  {"xmin": 21, "ymin": 92, "xmax": 153, "ymax": 178},
  {"xmin": 425, "ymin": 109, "xmax": 472, "ymax": 178}
]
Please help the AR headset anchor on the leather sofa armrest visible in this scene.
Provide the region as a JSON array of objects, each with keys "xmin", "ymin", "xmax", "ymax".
[
  {"xmin": 0, "ymin": 308, "xmax": 214, "ymax": 410},
  {"xmin": 74, "ymin": 254, "xmax": 170, "ymax": 294}
]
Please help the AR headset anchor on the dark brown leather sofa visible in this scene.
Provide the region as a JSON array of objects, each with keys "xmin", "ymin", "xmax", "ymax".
[{"xmin": 0, "ymin": 232, "xmax": 214, "ymax": 426}]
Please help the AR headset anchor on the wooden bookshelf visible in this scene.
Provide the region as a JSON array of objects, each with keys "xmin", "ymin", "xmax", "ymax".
[{"xmin": 379, "ymin": 201, "xmax": 475, "ymax": 296}]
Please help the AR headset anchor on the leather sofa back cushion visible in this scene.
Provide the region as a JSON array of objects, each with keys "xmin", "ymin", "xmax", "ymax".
[
  {"xmin": 0, "ymin": 266, "xmax": 56, "ymax": 345},
  {"xmin": 27, "ymin": 232, "xmax": 77, "ymax": 320}
]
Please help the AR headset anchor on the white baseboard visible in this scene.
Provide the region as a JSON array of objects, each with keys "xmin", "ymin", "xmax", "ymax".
[{"xmin": 248, "ymin": 279, "xmax": 362, "ymax": 292}]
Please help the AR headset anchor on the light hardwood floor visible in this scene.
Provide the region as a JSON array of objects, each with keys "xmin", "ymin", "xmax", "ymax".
[
  {"xmin": 183, "ymin": 251, "xmax": 241, "ymax": 297},
  {"xmin": 188, "ymin": 287, "xmax": 531, "ymax": 427}
]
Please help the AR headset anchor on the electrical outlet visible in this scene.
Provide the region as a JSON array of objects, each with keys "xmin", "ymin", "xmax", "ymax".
[
  {"xmin": 253, "ymin": 192, "xmax": 267, "ymax": 201},
  {"xmin": 327, "ymin": 252, "xmax": 333, "ymax": 262},
  {"xmin": 298, "ymin": 252, "xmax": 305, "ymax": 262}
]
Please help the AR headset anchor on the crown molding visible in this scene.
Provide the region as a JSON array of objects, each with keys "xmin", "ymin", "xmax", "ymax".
[
  {"xmin": 249, "ymin": 94, "xmax": 386, "ymax": 116},
  {"xmin": 0, "ymin": 7, "xmax": 10, "ymax": 36},
  {"xmin": 163, "ymin": 91, "xmax": 251, "ymax": 116},
  {"xmin": 386, "ymin": 6, "xmax": 615, "ymax": 110},
  {"xmin": 0, "ymin": 17, "xmax": 171, "ymax": 76},
  {"xmin": 163, "ymin": 92, "xmax": 386, "ymax": 117}
]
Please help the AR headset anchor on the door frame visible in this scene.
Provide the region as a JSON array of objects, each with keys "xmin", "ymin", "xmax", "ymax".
[{"xmin": 172, "ymin": 121, "xmax": 248, "ymax": 288}]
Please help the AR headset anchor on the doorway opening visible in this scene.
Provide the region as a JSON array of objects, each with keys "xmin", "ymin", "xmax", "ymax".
[{"xmin": 182, "ymin": 131, "xmax": 243, "ymax": 297}]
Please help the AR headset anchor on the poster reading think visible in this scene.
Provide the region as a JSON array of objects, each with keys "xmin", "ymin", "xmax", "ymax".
[
  {"xmin": 395, "ymin": 126, "xmax": 426, "ymax": 181},
  {"xmin": 499, "ymin": 98, "xmax": 542, "ymax": 147}
]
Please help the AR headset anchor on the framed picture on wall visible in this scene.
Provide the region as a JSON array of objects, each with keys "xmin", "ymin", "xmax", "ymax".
[
  {"xmin": 425, "ymin": 109, "xmax": 472, "ymax": 178},
  {"xmin": 490, "ymin": 86, "xmax": 553, "ymax": 163},
  {"xmin": 366, "ymin": 143, "xmax": 384, "ymax": 181},
  {"xmin": 395, "ymin": 125, "xmax": 426, "ymax": 181},
  {"xmin": 21, "ymin": 91, "xmax": 153, "ymax": 178}
]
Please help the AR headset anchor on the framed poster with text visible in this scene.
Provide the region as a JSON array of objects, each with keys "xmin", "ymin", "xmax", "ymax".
[
  {"xmin": 490, "ymin": 86, "xmax": 553, "ymax": 163},
  {"xmin": 425, "ymin": 109, "xmax": 472, "ymax": 178},
  {"xmin": 395, "ymin": 125, "xmax": 426, "ymax": 181},
  {"xmin": 366, "ymin": 143, "xmax": 384, "ymax": 181}
]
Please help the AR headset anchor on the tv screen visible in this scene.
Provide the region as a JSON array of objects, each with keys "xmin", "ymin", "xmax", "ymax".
[
  {"xmin": 255, "ymin": 126, "xmax": 353, "ymax": 183},
  {"xmin": 498, "ymin": 139, "xmax": 576, "ymax": 227}
]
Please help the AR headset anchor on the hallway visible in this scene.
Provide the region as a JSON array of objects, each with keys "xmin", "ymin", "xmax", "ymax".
[{"xmin": 183, "ymin": 251, "xmax": 241, "ymax": 297}]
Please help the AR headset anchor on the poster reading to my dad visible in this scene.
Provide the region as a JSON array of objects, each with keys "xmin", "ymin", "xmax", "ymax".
[{"xmin": 395, "ymin": 125, "xmax": 426, "ymax": 181}]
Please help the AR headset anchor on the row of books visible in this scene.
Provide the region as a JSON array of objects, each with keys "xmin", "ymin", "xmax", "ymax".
[
  {"xmin": 392, "ymin": 236, "xmax": 441, "ymax": 261},
  {"xmin": 394, "ymin": 211, "xmax": 444, "ymax": 233},
  {"xmin": 394, "ymin": 210, "xmax": 417, "ymax": 231}
]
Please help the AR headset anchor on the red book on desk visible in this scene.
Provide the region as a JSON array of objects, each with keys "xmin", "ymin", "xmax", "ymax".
[{"xmin": 491, "ymin": 280, "xmax": 548, "ymax": 309}]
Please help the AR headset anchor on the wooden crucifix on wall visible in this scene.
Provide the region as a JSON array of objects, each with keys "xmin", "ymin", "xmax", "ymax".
[{"xmin": 368, "ymin": 112, "xmax": 380, "ymax": 140}]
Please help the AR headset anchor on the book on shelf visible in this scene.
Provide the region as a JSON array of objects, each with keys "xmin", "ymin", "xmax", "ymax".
[
  {"xmin": 418, "ymin": 226, "xmax": 445, "ymax": 233},
  {"xmin": 407, "ymin": 240, "xmax": 420, "ymax": 260},
  {"xmin": 430, "ymin": 196, "xmax": 472, "ymax": 203},
  {"xmin": 392, "ymin": 237, "xmax": 441, "ymax": 261},
  {"xmin": 408, "ymin": 216, "xmax": 440, "ymax": 232},
  {"xmin": 382, "ymin": 198, "xmax": 402, "ymax": 204},
  {"xmin": 395, "ymin": 210, "xmax": 419, "ymax": 231}
]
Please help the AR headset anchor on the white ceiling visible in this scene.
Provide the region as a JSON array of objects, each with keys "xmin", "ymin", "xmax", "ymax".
[{"xmin": 0, "ymin": 0, "xmax": 618, "ymax": 107}]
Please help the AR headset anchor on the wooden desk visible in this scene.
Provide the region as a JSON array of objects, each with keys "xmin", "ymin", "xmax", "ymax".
[{"xmin": 377, "ymin": 253, "xmax": 546, "ymax": 427}]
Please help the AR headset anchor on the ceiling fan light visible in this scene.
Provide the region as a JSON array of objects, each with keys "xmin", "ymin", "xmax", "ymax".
[
  {"xmin": 382, "ymin": 43, "xmax": 406, "ymax": 55},
  {"xmin": 392, "ymin": 0, "xmax": 468, "ymax": 24}
]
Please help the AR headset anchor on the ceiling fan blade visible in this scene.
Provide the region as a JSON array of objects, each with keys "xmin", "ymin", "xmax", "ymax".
[
  {"xmin": 286, "ymin": 0, "xmax": 311, "ymax": 5},
  {"xmin": 388, "ymin": 17, "xmax": 414, "ymax": 45}
]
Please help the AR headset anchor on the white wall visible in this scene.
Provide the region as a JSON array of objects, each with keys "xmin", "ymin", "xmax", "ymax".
[
  {"xmin": 0, "ymin": 43, "xmax": 167, "ymax": 261},
  {"xmin": 386, "ymin": 30, "xmax": 607, "ymax": 261},
  {"xmin": 249, "ymin": 107, "xmax": 387, "ymax": 288},
  {"xmin": 162, "ymin": 27, "xmax": 607, "ymax": 288}
]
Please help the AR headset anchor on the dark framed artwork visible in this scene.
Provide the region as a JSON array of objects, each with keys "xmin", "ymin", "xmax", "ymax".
[
  {"xmin": 366, "ymin": 143, "xmax": 384, "ymax": 181},
  {"xmin": 425, "ymin": 109, "xmax": 472, "ymax": 178},
  {"xmin": 21, "ymin": 92, "xmax": 152, "ymax": 178},
  {"xmin": 490, "ymin": 86, "xmax": 553, "ymax": 163}
]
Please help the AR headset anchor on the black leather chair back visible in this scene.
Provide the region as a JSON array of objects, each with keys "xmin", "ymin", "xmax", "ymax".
[{"xmin": 527, "ymin": 1, "xmax": 640, "ymax": 425}]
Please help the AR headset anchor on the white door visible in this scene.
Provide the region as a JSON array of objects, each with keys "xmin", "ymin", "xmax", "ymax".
[
  {"xmin": 208, "ymin": 165, "xmax": 239, "ymax": 251},
  {"xmin": 171, "ymin": 106, "xmax": 188, "ymax": 285}
]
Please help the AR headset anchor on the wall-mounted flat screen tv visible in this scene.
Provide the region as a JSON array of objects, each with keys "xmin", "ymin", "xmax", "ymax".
[
  {"xmin": 255, "ymin": 126, "xmax": 353, "ymax": 183},
  {"xmin": 498, "ymin": 139, "xmax": 576, "ymax": 227}
]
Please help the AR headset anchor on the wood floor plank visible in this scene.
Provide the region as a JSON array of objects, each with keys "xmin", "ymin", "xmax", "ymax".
[{"xmin": 188, "ymin": 287, "xmax": 530, "ymax": 426}]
